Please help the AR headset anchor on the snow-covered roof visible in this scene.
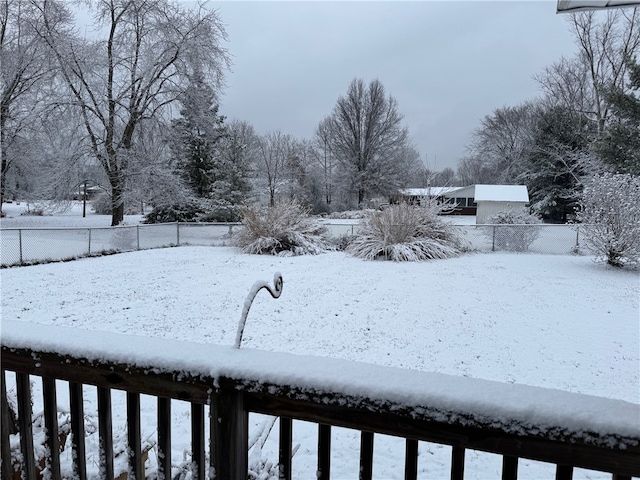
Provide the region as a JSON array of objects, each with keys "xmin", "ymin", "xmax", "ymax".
[
  {"xmin": 400, "ymin": 187, "xmax": 462, "ymax": 197},
  {"xmin": 557, "ymin": 0, "xmax": 640, "ymax": 12},
  {"xmin": 474, "ymin": 185, "xmax": 529, "ymax": 203}
]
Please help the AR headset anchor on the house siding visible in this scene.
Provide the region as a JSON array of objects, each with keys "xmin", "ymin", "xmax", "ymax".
[{"xmin": 477, "ymin": 201, "xmax": 528, "ymax": 224}]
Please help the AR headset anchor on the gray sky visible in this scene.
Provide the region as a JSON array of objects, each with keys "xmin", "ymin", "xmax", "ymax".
[{"xmin": 214, "ymin": 1, "xmax": 579, "ymax": 171}]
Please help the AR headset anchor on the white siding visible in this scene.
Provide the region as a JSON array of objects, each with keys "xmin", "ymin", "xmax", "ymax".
[{"xmin": 477, "ymin": 201, "xmax": 528, "ymax": 224}]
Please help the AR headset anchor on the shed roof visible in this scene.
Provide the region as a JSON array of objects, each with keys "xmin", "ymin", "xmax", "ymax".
[
  {"xmin": 400, "ymin": 187, "xmax": 461, "ymax": 197},
  {"xmin": 474, "ymin": 185, "xmax": 529, "ymax": 203}
]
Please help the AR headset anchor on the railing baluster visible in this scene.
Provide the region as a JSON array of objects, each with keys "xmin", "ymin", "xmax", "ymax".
[
  {"xmin": 69, "ymin": 381, "xmax": 87, "ymax": 480},
  {"xmin": 16, "ymin": 373, "xmax": 36, "ymax": 480},
  {"xmin": 2, "ymin": 347, "xmax": 639, "ymax": 480},
  {"xmin": 279, "ymin": 417, "xmax": 292, "ymax": 480},
  {"xmin": 1, "ymin": 370, "xmax": 14, "ymax": 480},
  {"xmin": 502, "ymin": 456, "xmax": 518, "ymax": 480},
  {"xmin": 317, "ymin": 424, "xmax": 331, "ymax": 480},
  {"xmin": 405, "ymin": 438, "xmax": 418, "ymax": 480},
  {"xmin": 191, "ymin": 403, "xmax": 205, "ymax": 480},
  {"xmin": 158, "ymin": 397, "xmax": 172, "ymax": 480},
  {"xmin": 210, "ymin": 388, "xmax": 248, "ymax": 479},
  {"xmin": 359, "ymin": 431, "xmax": 374, "ymax": 480},
  {"xmin": 127, "ymin": 392, "xmax": 143, "ymax": 480},
  {"xmin": 43, "ymin": 378, "xmax": 61, "ymax": 480},
  {"xmin": 97, "ymin": 386, "xmax": 114, "ymax": 480},
  {"xmin": 556, "ymin": 464, "xmax": 573, "ymax": 480},
  {"xmin": 451, "ymin": 445, "xmax": 465, "ymax": 480}
]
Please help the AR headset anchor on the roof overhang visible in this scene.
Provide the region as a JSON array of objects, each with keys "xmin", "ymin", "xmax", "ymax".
[{"xmin": 557, "ymin": 0, "xmax": 640, "ymax": 12}]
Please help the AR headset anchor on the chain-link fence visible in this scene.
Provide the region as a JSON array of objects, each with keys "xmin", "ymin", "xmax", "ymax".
[
  {"xmin": 0, "ymin": 223, "xmax": 240, "ymax": 266},
  {"xmin": 323, "ymin": 223, "xmax": 586, "ymax": 255},
  {"xmin": 1, "ymin": 222, "xmax": 589, "ymax": 267},
  {"xmin": 458, "ymin": 224, "xmax": 585, "ymax": 254}
]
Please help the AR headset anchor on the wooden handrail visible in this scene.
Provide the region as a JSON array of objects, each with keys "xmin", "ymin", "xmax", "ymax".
[{"xmin": 2, "ymin": 340, "xmax": 639, "ymax": 479}]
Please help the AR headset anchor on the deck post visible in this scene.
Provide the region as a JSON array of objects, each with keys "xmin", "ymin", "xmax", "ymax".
[{"xmin": 210, "ymin": 384, "xmax": 248, "ymax": 479}]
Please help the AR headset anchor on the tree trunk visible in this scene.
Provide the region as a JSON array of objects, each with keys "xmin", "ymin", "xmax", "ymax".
[
  {"xmin": 358, "ymin": 187, "xmax": 365, "ymax": 207},
  {"xmin": 0, "ymin": 150, "xmax": 7, "ymax": 215},
  {"xmin": 110, "ymin": 173, "xmax": 125, "ymax": 226}
]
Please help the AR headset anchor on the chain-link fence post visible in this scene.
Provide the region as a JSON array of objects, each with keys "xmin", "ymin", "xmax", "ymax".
[
  {"xmin": 176, "ymin": 222, "xmax": 180, "ymax": 246},
  {"xmin": 18, "ymin": 229, "xmax": 23, "ymax": 264},
  {"xmin": 492, "ymin": 226, "xmax": 496, "ymax": 252},
  {"xmin": 575, "ymin": 225, "xmax": 580, "ymax": 252},
  {"xmin": 88, "ymin": 229, "xmax": 92, "ymax": 255},
  {"xmin": 136, "ymin": 225, "xmax": 140, "ymax": 250}
]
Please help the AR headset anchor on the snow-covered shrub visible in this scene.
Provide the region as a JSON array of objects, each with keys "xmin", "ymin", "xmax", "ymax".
[
  {"xmin": 144, "ymin": 202, "xmax": 202, "ymax": 223},
  {"xmin": 347, "ymin": 202, "xmax": 463, "ymax": 261},
  {"xmin": 111, "ymin": 226, "xmax": 137, "ymax": 251},
  {"xmin": 235, "ymin": 200, "xmax": 332, "ymax": 255},
  {"xmin": 92, "ymin": 192, "xmax": 138, "ymax": 215},
  {"xmin": 578, "ymin": 173, "xmax": 640, "ymax": 267},
  {"xmin": 197, "ymin": 198, "xmax": 243, "ymax": 222},
  {"xmin": 331, "ymin": 232, "xmax": 356, "ymax": 251},
  {"xmin": 328, "ymin": 209, "xmax": 376, "ymax": 220},
  {"xmin": 486, "ymin": 209, "xmax": 542, "ymax": 252},
  {"xmin": 91, "ymin": 192, "xmax": 113, "ymax": 214},
  {"xmin": 144, "ymin": 199, "xmax": 243, "ymax": 223}
]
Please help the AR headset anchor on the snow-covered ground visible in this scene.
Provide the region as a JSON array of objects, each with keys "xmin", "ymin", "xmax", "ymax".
[
  {"xmin": 1, "ymin": 202, "xmax": 638, "ymax": 479},
  {"xmin": 0, "ymin": 201, "xmax": 145, "ymax": 228}
]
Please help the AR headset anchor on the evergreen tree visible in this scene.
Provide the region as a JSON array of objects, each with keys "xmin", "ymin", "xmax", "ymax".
[
  {"xmin": 524, "ymin": 106, "xmax": 593, "ymax": 222},
  {"xmin": 172, "ymin": 72, "xmax": 226, "ymax": 198},
  {"xmin": 208, "ymin": 121, "xmax": 254, "ymax": 221},
  {"xmin": 596, "ymin": 58, "xmax": 640, "ymax": 175}
]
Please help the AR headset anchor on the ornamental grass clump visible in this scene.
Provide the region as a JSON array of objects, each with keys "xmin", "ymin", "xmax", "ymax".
[
  {"xmin": 347, "ymin": 202, "xmax": 464, "ymax": 261},
  {"xmin": 235, "ymin": 200, "xmax": 332, "ymax": 256}
]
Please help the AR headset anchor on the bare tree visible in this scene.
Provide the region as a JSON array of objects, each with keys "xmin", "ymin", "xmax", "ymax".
[
  {"xmin": 256, "ymin": 131, "xmax": 294, "ymax": 207},
  {"xmin": 0, "ymin": 0, "xmax": 56, "ymax": 212},
  {"xmin": 467, "ymin": 102, "xmax": 537, "ymax": 184},
  {"xmin": 456, "ymin": 155, "xmax": 497, "ymax": 186},
  {"xmin": 37, "ymin": 0, "xmax": 230, "ymax": 225},
  {"xmin": 537, "ymin": 8, "xmax": 640, "ymax": 134},
  {"xmin": 314, "ymin": 116, "xmax": 336, "ymax": 208},
  {"xmin": 325, "ymin": 78, "xmax": 410, "ymax": 206}
]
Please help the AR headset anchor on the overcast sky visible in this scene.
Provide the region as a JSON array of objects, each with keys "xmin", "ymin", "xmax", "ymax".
[{"xmin": 213, "ymin": 1, "xmax": 580, "ymax": 171}]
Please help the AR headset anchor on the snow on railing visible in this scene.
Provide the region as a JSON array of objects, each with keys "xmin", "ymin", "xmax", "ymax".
[{"xmin": 2, "ymin": 321, "xmax": 638, "ymax": 480}]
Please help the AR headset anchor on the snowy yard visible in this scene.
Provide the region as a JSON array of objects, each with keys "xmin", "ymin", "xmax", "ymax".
[{"xmin": 2, "ymin": 240, "xmax": 639, "ymax": 478}]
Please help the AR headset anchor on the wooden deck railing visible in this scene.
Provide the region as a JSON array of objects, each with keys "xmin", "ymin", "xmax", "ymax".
[{"xmin": 2, "ymin": 341, "xmax": 639, "ymax": 480}]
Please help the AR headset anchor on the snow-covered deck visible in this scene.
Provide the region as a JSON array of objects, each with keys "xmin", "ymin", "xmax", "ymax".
[{"xmin": 3, "ymin": 321, "xmax": 639, "ymax": 479}]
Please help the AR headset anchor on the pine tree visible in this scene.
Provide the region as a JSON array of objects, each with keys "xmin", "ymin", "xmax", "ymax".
[
  {"xmin": 171, "ymin": 77, "xmax": 252, "ymax": 221},
  {"xmin": 596, "ymin": 59, "xmax": 640, "ymax": 175},
  {"xmin": 525, "ymin": 106, "xmax": 593, "ymax": 222},
  {"xmin": 172, "ymin": 72, "xmax": 226, "ymax": 198}
]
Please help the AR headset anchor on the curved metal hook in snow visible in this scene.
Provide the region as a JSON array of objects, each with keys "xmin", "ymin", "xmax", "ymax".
[{"xmin": 234, "ymin": 272, "xmax": 283, "ymax": 349}]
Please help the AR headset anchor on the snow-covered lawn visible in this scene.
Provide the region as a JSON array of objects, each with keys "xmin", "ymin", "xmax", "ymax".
[{"xmin": 2, "ymin": 243, "xmax": 638, "ymax": 479}]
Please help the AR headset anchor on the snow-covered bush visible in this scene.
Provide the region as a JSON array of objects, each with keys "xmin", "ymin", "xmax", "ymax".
[
  {"xmin": 91, "ymin": 192, "xmax": 113, "ymax": 214},
  {"xmin": 347, "ymin": 202, "xmax": 463, "ymax": 261},
  {"xmin": 143, "ymin": 202, "xmax": 202, "ymax": 223},
  {"xmin": 111, "ymin": 226, "xmax": 137, "ymax": 251},
  {"xmin": 197, "ymin": 198, "xmax": 243, "ymax": 222},
  {"xmin": 327, "ymin": 209, "xmax": 376, "ymax": 220},
  {"xmin": 144, "ymin": 199, "xmax": 243, "ymax": 223},
  {"xmin": 331, "ymin": 232, "xmax": 356, "ymax": 251},
  {"xmin": 486, "ymin": 209, "xmax": 542, "ymax": 252},
  {"xmin": 235, "ymin": 200, "xmax": 332, "ymax": 255},
  {"xmin": 578, "ymin": 173, "xmax": 640, "ymax": 267}
]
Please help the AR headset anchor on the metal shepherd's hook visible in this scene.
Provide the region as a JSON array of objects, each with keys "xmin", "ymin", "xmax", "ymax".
[{"xmin": 234, "ymin": 272, "xmax": 283, "ymax": 349}]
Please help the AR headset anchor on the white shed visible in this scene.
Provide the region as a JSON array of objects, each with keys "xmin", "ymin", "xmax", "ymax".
[{"xmin": 474, "ymin": 185, "xmax": 530, "ymax": 224}]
